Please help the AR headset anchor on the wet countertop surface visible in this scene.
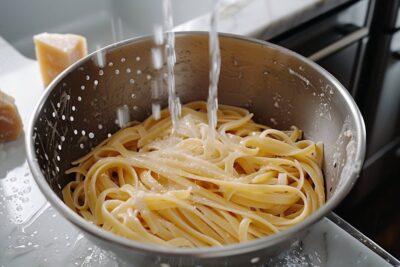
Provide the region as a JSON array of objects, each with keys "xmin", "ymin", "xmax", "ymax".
[{"xmin": 0, "ymin": 35, "xmax": 399, "ymax": 267}]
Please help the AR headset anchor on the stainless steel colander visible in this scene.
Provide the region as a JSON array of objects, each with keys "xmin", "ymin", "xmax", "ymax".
[{"xmin": 26, "ymin": 32, "xmax": 366, "ymax": 267}]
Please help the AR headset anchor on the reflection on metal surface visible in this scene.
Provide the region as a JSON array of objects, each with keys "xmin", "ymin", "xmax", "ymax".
[{"xmin": 327, "ymin": 213, "xmax": 400, "ymax": 266}]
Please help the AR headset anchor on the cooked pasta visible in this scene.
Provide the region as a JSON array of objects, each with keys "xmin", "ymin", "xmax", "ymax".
[{"xmin": 62, "ymin": 101, "xmax": 325, "ymax": 247}]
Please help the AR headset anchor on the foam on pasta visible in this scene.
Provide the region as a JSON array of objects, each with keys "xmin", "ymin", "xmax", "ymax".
[{"xmin": 62, "ymin": 101, "xmax": 325, "ymax": 247}]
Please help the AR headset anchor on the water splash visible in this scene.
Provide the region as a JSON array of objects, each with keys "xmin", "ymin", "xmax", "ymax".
[
  {"xmin": 150, "ymin": 24, "xmax": 164, "ymax": 121},
  {"xmin": 207, "ymin": 0, "xmax": 221, "ymax": 131},
  {"xmin": 163, "ymin": 0, "xmax": 181, "ymax": 131}
]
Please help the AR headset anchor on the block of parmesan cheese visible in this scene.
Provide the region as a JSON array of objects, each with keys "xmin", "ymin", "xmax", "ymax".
[
  {"xmin": 34, "ymin": 33, "xmax": 87, "ymax": 86},
  {"xmin": 0, "ymin": 90, "xmax": 23, "ymax": 143}
]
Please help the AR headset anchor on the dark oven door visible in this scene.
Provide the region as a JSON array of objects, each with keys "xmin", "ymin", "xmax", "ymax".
[{"xmin": 269, "ymin": 0, "xmax": 370, "ymax": 98}]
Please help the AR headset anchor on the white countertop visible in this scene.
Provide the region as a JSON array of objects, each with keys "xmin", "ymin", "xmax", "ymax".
[
  {"xmin": 4, "ymin": 0, "xmax": 353, "ymax": 59},
  {"xmin": 0, "ymin": 35, "xmax": 399, "ymax": 267},
  {"xmin": 174, "ymin": 0, "xmax": 351, "ymax": 38}
]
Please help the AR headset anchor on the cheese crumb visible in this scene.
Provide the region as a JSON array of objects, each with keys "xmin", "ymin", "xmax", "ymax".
[
  {"xmin": 34, "ymin": 33, "xmax": 87, "ymax": 86},
  {"xmin": 0, "ymin": 90, "xmax": 23, "ymax": 143}
]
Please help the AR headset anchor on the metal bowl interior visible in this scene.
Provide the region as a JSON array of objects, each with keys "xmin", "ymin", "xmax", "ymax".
[{"xmin": 26, "ymin": 32, "xmax": 366, "ymax": 264}]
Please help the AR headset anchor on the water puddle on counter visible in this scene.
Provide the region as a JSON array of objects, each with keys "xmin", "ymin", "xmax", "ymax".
[{"xmin": 0, "ymin": 159, "xmax": 123, "ymax": 266}]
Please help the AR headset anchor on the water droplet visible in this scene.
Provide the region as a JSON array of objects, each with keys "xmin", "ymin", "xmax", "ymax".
[
  {"xmin": 115, "ymin": 69, "xmax": 120, "ymax": 75},
  {"xmin": 99, "ymin": 69, "xmax": 104, "ymax": 76},
  {"xmin": 153, "ymin": 24, "xmax": 164, "ymax": 45},
  {"xmin": 23, "ymin": 187, "xmax": 31, "ymax": 194},
  {"xmin": 136, "ymin": 56, "xmax": 141, "ymax": 61},
  {"xmin": 130, "ymin": 78, "xmax": 135, "ymax": 84},
  {"xmin": 80, "ymin": 85, "xmax": 85, "ymax": 90},
  {"xmin": 151, "ymin": 47, "xmax": 163, "ymax": 69},
  {"xmin": 250, "ymin": 257, "xmax": 260, "ymax": 263}
]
